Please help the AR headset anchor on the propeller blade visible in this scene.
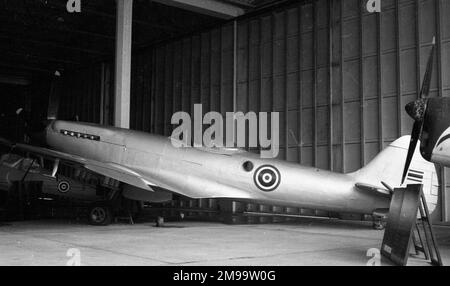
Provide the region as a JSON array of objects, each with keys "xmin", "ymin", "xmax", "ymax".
[
  {"xmin": 402, "ymin": 121, "xmax": 423, "ymax": 184},
  {"xmin": 419, "ymin": 37, "xmax": 436, "ymax": 99},
  {"xmin": 401, "ymin": 37, "xmax": 436, "ymax": 184}
]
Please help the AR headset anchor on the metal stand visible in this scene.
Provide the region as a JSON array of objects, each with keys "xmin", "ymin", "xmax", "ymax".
[
  {"xmin": 411, "ymin": 193, "xmax": 442, "ymax": 266},
  {"xmin": 381, "ymin": 185, "xmax": 443, "ymax": 266}
]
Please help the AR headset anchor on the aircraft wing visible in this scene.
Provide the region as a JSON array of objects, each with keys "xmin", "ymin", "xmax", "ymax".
[
  {"xmin": 1, "ymin": 138, "xmax": 253, "ymax": 200},
  {"xmin": 1, "ymin": 139, "xmax": 155, "ymax": 191}
]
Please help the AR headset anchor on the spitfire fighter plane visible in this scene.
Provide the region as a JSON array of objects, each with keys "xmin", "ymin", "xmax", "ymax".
[
  {"xmin": 0, "ymin": 122, "xmax": 439, "ymax": 227},
  {"xmin": 0, "ymin": 38, "xmax": 440, "ymax": 227}
]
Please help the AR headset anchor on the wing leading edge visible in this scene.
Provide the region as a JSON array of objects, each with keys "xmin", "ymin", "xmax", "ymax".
[{"xmin": 0, "ymin": 138, "xmax": 253, "ymax": 200}]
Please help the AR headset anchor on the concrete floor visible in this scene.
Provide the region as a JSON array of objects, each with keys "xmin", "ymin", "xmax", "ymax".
[{"xmin": 1, "ymin": 217, "xmax": 450, "ymax": 266}]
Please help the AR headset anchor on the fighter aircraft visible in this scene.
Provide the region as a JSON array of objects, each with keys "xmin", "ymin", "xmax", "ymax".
[
  {"xmin": 0, "ymin": 119, "xmax": 440, "ymax": 227},
  {"xmin": 0, "ymin": 37, "xmax": 439, "ymax": 227},
  {"xmin": 402, "ymin": 38, "xmax": 450, "ymax": 181}
]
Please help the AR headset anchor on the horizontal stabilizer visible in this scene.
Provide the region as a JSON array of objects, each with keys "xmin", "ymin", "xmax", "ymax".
[
  {"xmin": 372, "ymin": 208, "xmax": 390, "ymax": 218},
  {"xmin": 355, "ymin": 183, "xmax": 391, "ymax": 198}
]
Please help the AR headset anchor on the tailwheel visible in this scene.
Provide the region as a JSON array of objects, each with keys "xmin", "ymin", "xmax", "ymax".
[
  {"xmin": 155, "ymin": 216, "xmax": 164, "ymax": 227},
  {"xmin": 372, "ymin": 209, "xmax": 388, "ymax": 230},
  {"xmin": 372, "ymin": 219, "xmax": 386, "ymax": 230},
  {"xmin": 88, "ymin": 204, "xmax": 112, "ymax": 226}
]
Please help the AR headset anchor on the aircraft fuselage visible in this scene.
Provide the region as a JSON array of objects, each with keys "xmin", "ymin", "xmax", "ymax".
[{"xmin": 43, "ymin": 120, "xmax": 390, "ymax": 215}]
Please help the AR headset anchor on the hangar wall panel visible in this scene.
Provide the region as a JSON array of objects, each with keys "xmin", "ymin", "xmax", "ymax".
[{"xmin": 58, "ymin": 0, "xmax": 450, "ymax": 222}]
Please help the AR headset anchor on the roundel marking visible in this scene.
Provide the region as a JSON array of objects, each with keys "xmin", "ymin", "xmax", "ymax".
[
  {"xmin": 57, "ymin": 180, "xmax": 71, "ymax": 193},
  {"xmin": 253, "ymin": 165, "xmax": 281, "ymax": 192}
]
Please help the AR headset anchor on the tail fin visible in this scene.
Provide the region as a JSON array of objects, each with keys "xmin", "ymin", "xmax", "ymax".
[
  {"xmin": 352, "ymin": 135, "xmax": 439, "ymax": 217},
  {"xmin": 352, "ymin": 136, "xmax": 411, "ymax": 186}
]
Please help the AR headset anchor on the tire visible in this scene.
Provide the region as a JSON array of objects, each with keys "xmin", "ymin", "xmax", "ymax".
[
  {"xmin": 372, "ymin": 221, "xmax": 385, "ymax": 230},
  {"xmin": 88, "ymin": 205, "xmax": 112, "ymax": 226}
]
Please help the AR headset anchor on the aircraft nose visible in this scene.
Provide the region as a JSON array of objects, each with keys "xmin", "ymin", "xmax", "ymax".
[{"xmin": 405, "ymin": 99, "xmax": 427, "ymax": 122}]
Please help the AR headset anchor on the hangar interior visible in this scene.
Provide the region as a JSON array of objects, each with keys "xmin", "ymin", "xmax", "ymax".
[{"xmin": 1, "ymin": 0, "xmax": 450, "ymax": 225}]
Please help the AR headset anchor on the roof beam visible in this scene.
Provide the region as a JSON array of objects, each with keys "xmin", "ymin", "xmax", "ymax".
[
  {"xmin": 152, "ymin": 0, "xmax": 245, "ymax": 19},
  {"xmin": 114, "ymin": 0, "xmax": 133, "ymax": 129}
]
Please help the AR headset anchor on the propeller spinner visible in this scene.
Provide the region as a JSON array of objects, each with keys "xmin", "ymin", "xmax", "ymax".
[{"xmin": 401, "ymin": 37, "xmax": 436, "ymax": 184}]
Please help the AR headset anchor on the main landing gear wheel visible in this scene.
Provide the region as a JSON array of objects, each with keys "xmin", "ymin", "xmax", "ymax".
[{"xmin": 89, "ymin": 205, "xmax": 112, "ymax": 226}]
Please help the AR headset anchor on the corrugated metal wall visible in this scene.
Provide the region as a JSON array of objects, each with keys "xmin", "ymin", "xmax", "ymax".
[{"xmin": 57, "ymin": 0, "xmax": 450, "ymax": 222}]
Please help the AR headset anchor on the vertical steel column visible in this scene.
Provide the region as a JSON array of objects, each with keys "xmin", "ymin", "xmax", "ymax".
[
  {"xmin": 209, "ymin": 31, "xmax": 217, "ymax": 210},
  {"xmin": 285, "ymin": 10, "xmax": 289, "ymax": 160},
  {"xmin": 271, "ymin": 13, "xmax": 275, "ymax": 117},
  {"xmin": 435, "ymin": 0, "xmax": 442, "ymax": 98},
  {"xmin": 233, "ymin": 20, "xmax": 238, "ymax": 112},
  {"xmin": 360, "ymin": 0, "xmax": 365, "ymax": 165},
  {"xmin": 395, "ymin": 0, "xmax": 402, "ymax": 137},
  {"xmin": 435, "ymin": 0, "xmax": 448, "ymax": 222},
  {"xmin": 340, "ymin": 0, "xmax": 345, "ymax": 172},
  {"xmin": 232, "ymin": 18, "xmax": 241, "ymax": 215},
  {"xmin": 415, "ymin": 0, "xmax": 421, "ymax": 100},
  {"xmin": 376, "ymin": 7, "xmax": 383, "ymax": 151},
  {"xmin": 328, "ymin": 0, "xmax": 333, "ymax": 171},
  {"xmin": 247, "ymin": 21, "xmax": 250, "ymax": 116},
  {"xmin": 298, "ymin": 3, "xmax": 303, "ymax": 164},
  {"xmin": 199, "ymin": 34, "xmax": 204, "ymax": 111},
  {"xmin": 114, "ymin": 0, "xmax": 133, "ymax": 129},
  {"xmin": 312, "ymin": 0, "xmax": 318, "ymax": 167}
]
